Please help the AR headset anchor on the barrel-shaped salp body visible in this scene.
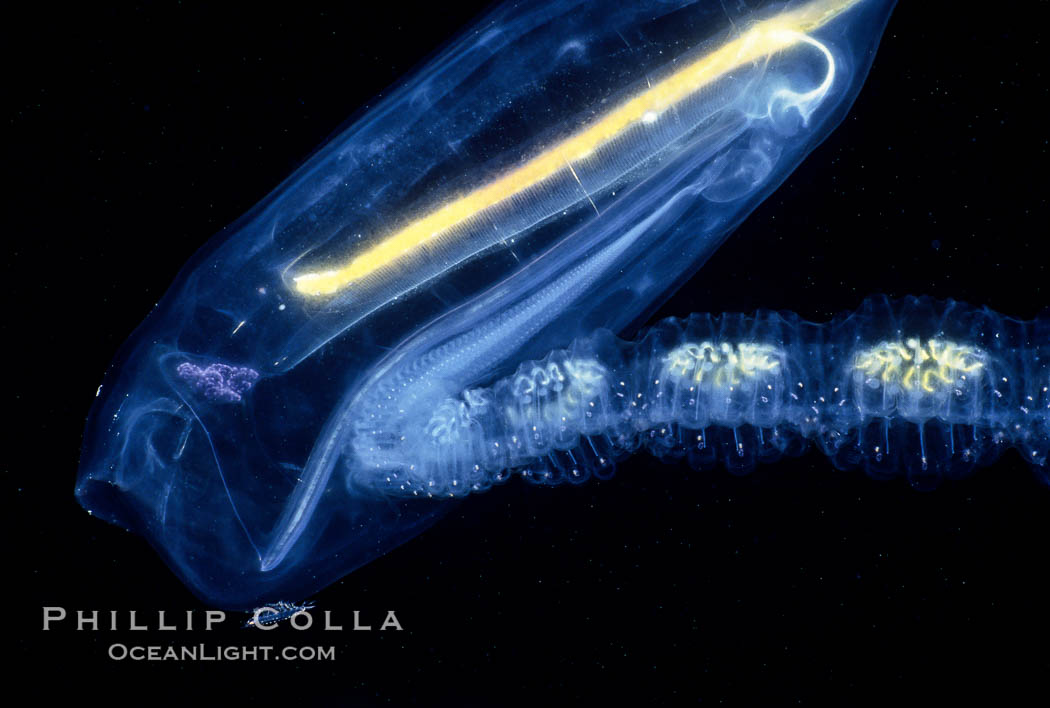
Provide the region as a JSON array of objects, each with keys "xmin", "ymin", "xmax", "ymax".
[{"xmin": 76, "ymin": 0, "xmax": 897, "ymax": 608}]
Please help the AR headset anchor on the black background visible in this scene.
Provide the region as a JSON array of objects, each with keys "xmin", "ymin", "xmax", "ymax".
[{"xmin": 9, "ymin": 1, "xmax": 1049, "ymax": 704}]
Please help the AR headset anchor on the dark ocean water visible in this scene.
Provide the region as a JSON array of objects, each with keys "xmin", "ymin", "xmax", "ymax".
[{"xmin": 9, "ymin": 1, "xmax": 1047, "ymax": 703}]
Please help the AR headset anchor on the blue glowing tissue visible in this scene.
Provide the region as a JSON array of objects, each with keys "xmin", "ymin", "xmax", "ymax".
[{"xmin": 78, "ymin": 0, "xmax": 1045, "ymax": 609}]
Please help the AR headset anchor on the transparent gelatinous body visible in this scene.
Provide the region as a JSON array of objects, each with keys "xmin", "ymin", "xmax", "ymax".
[
  {"xmin": 77, "ymin": 0, "xmax": 897, "ymax": 608},
  {"xmin": 389, "ymin": 296, "xmax": 1047, "ymax": 497}
]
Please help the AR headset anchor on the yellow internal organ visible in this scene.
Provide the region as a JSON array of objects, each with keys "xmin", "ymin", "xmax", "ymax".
[
  {"xmin": 293, "ymin": 0, "xmax": 860, "ymax": 297},
  {"xmin": 853, "ymin": 338, "xmax": 985, "ymax": 394},
  {"xmin": 663, "ymin": 342, "xmax": 782, "ymax": 388}
]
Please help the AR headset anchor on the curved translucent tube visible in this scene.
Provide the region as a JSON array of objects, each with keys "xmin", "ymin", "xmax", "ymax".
[{"xmin": 76, "ymin": 0, "xmax": 897, "ymax": 608}]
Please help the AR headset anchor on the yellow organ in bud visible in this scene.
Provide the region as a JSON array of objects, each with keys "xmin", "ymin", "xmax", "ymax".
[
  {"xmin": 852, "ymin": 339, "xmax": 986, "ymax": 395},
  {"xmin": 662, "ymin": 342, "xmax": 783, "ymax": 389}
]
